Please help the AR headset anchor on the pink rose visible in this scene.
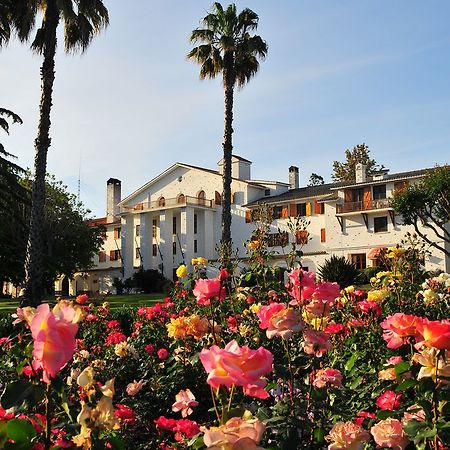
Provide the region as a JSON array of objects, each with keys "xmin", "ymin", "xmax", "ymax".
[
  {"xmin": 312, "ymin": 282, "xmax": 340, "ymax": 302},
  {"xmin": 193, "ymin": 278, "xmax": 226, "ymax": 306},
  {"xmin": 357, "ymin": 300, "xmax": 382, "ymax": 316},
  {"xmin": 30, "ymin": 303, "xmax": 78, "ymax": 383},
  {"xmin": 287, "ymin": 269, "xmax": 316, "ymax": 304},
  {"xmin": 199, "ymin": 340, "xmax": 273, "ymax": 399},
  {"xmin": 376, "ymin": 390, "xmax": 402, "ymax": 410},
  {"xmin": 172, "ymin": 389, "xmax": 198, "ymax": 418},
  {"xmin": 313, "ymin": 368, "xmax": 343, "ymax": 389},
  {"xmin": 325, "ymin": 421, "xmax": 370, "ymax": 450},
  {"xmin": 126, "ymin": 379, "xmax": 144, "ymax": 396},
  {"xmin": 157, "ymin": 348, "xmax": 169, "ymax": 360},
  {"xmin": 257, "ymin": 303, "xmax": 285, "ymax": 329},
  {"xmin": 114, "ymin": 404, "xmax": 136, "ymax": 425},
  {"xmin": 380, "ymin": 313, "xmax": 423, "ymax": 349},
  {"xmin": 303, "ymin": 330, "xmax": 331, "ymax": 357},
  {"xmin": 370, "ymin": 418, "xmax": 409, "ymax": 450},
  {"xmin": 203, "ymin": 416, "xmax": 265, "ymax": 449},
  {"xmin": 266, "ymin": 307, "xmax": 303, "ymax": 340}
]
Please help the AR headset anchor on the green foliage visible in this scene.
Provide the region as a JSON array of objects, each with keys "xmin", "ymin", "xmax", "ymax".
[
  {"xmin": 392, "ymin": 165, "xmax": 450, "ymax": 258},
  {"xmin": 307, "ymin": 173, "xmax": 324, "ymax": 186},
  {"xmin": 132, "ymin": 268, "xmax": 169, "ymax": 293},
  {"xmin": 318, "ymin": 255, "xmax": 359, "ymax": 287},
  {"xmin": 331, "ymin": 143, "xmax": 385, "ymax": 182}
]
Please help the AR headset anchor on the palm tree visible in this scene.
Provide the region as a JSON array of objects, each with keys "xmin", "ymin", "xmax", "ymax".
[
  {"xmin": 0, "ymin": 0, "xmax": 109, "ymax": 305},
  {"xmin": 188, "ymin": 2, "xmax": 267, "ymax": 248}
]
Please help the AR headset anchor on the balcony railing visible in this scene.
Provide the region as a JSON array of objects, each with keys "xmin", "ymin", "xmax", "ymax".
[
  {"xmin": 336, "ymin": 198, "xmax": 391, "ymax": 214},
  {"xmin": 121, "ymin": 195, "xmax": 214, "ymax": 213}
]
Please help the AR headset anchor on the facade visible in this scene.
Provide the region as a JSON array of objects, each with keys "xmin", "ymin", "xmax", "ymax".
[{"xmin": 63, "ymin": 159, "xmax": 448, "ymax": 296}]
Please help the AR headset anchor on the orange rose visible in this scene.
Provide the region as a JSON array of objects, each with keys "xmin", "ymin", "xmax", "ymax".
[
  {"xmin": 416, "ymin": 319, "xmax": 450, "ymax": 350},
  {"xmin": 325, "ymin": 421, "xmax": 370, "ymax": 450},
  {"xmin": 370, "ymin": 418, "xmax": 409, "ymax": 450}
]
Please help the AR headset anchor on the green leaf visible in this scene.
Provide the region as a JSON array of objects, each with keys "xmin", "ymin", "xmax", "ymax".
[
  {"xmin": 106, "ymin": 435, "xmax": 125, "ymax": 450},
  {"xmin": 395, "ymin": 378, "xmax": 416, "ymax": 393},
  {"xmin": 187, "ymin": 434, "xmax": 204, "ymax": 449},
  {"xmin": 350, "ymin": 376, "xmax": 363, "ymax": 390},
  {"xmin": 4, "ymin": 419, "xmax": 36, "ymax": 450},
  {"xmin": 0, "ymin": 381, "xmax": 45, "ymax": 412},
  {"xmin": 394, "ymin": 361, "xmax": 411, "ymax": 376},
  {"xmin": 313, "ymin": 427, "xmax": 325, "ymax": 443},
  {"xmin": 377, "ymin": 410, "xmax": 396, "ymax": 420},
  {"xmin": 344, "ymin": 353, "xmax": 358, "ymax": 372}
]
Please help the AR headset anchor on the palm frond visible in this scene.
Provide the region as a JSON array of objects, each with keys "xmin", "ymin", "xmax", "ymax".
[
  {"xmin": 189, "ymin": 28, "xmax": 214, "ymax": 44},
  {"xmin": 187, "ymin": 44, "xmax": 213, "ymax": 64},
  {"xmin": 0, "ymin": 108, "xmax": 23, "ymax": 127}
]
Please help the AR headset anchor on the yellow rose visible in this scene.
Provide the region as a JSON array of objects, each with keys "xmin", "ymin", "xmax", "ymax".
[
  {"xmin": 345, "ymin": 285, "xmax": 355, "ymax": 294},
  {"xmin": 176, "ymin": 264, "xmax": 188, "ymax": 278}
]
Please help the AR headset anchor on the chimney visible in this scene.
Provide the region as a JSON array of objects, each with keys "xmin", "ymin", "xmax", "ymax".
[
  {"xmin": 355, "ymin": 163, "xmax": 367, "ymax": 183},
  {"xmin": 289, "ymin": 166, "xmax": 299, "ymax": 189},
  {"xmin": 218, "ymin": 155, "xmax": 252, "ymax": 180},
  {"xmin": 107, "ymin": 178, "xmax": 121, "ymax": 223}
]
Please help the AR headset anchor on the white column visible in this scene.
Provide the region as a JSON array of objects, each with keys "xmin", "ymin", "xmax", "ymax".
[
  {"xmin": 140, "ymin": 212, "xmax": 151, "ymax": 270},
  {"xmin": 180, "ymin": 207, "xmax": 194, "ymax": 265},
  {"xmin": 121, "ymin": 215, "xmax": 134, "ymax": 279},
  {"xmin": 203, "ymin": 209, "xmax": 215, "ymax": 260},
  {"xmin": 159, "ymin": 211, "xmax": 173, "ymax": 279}
]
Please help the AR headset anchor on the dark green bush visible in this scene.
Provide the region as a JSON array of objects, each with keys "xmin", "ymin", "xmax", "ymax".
[{"xmin": 318, "ymin": 254, "xmax": 359, "ymax": 287}]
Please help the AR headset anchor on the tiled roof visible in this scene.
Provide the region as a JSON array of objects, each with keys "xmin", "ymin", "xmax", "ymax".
[{"xmin": 245, "ymin": 167, "xmax": 431, "ymax": 207}]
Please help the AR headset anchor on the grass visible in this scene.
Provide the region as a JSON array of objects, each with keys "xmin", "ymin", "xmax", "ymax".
[{"xmin": 0, "ymin": 292, "xmax": 165, "ymax": 314}]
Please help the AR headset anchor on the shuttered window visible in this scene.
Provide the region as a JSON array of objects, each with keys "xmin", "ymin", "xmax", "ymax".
[{"xmin": 320, "ymin": 228, "xmax": 326, "ymax": 243}]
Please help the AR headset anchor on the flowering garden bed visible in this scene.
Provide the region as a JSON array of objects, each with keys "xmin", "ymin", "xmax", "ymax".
[{"xmin": 0, "ymin": 242, "xmax": 449, "ymax": 449}]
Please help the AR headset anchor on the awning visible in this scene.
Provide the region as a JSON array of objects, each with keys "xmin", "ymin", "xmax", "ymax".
[{"xmin": 367, "ymin": 247, "xmax": 386, "ymax": 260}]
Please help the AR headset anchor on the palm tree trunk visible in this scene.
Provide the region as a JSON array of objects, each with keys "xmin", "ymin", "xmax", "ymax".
[
  {"xmin": 221, "ymin": 51, "xmax": 235, "ymax": 248},
  {"xmin": 22, "ymin": 1, "xmax": 59, "ymax": 307}
]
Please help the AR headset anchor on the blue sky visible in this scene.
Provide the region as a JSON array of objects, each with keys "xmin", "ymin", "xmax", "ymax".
[{"xmin": 1, "ymin": 1, "xmax": 449, "ymax": 217}]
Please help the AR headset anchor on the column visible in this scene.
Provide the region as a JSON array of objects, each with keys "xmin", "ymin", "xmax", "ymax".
[
  {"xmin": 140, "ymin": 212, "xmax": 151, "ymax": 270},
  {"xmin": 203, "ymin": 209, "xmax": 215, "ymax": 260},
  {"xmin": 121, "ymin": 215, "xmax": 134, "ymax": 279},
  {"xmin": 180, "ymin": 207, "xmax": 194, "ymax": 265},
  {"xmin": 159, "ymin": 211, "xmax": 172, "ymax": 279}
]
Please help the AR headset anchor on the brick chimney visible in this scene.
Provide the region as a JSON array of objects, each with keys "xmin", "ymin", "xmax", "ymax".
[
  {"xmin": 355, "ymin": 163, "xmax": 367, "ymax": 183},
  {"xmin": 289, "ymin": 166, "xmax": 299, "ymax": 189},
  {"xmin": 107, "ymin": 178, "xmax": 121, "ymax": 223}
]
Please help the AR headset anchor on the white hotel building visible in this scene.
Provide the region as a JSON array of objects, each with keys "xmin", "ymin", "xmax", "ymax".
[{"xmin": 61, "ymin": 157, "xmax": 449, "ymax": 295}]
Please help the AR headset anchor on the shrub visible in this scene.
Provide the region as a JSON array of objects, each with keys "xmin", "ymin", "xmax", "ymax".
[
  {"xmin": 132, "ymin": 268, "xmax": 167, "ymax": 293},
  {"xmin": 318, "ymin": 254, "xmax": 359, "ymax": 287}
]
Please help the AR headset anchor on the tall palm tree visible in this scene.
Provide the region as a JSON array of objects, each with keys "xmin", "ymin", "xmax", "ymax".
[
  {"xmin": 188, "ymin": 2, "xmax": 267, "ymax": 248},
  {"xmin": 0, "ymin": 0, "xmax": 109, "ymax": 305}
]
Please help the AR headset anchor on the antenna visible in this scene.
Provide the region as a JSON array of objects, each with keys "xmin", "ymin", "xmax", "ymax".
[{"xmin": 77, "ymin": 150, "xmax": 82, "ymax": 203}]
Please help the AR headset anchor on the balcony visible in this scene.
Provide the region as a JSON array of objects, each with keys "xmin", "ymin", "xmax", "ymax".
[
  {"xmin": 121, "ymin": 195, "xmax": 214, "ymax": 213},
  {"xmin": 336, "ymin": 198, "xmax": 392, "ymax": 214}
]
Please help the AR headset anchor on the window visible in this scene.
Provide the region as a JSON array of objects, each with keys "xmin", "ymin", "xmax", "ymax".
[
  {"xmin": 351, "ymin": 188, "xmax": 364, "ymax": 203},
  {"xmin": 374, "ymin": 216, "xmax": 388, "ymax": 233},
  {"xmin": 114, "ymin": 227, "xmax": 121, "ymax": 239},
  {"xmin": 264, "ymin": 189, "xmax": 270, "ymax": 196},
  {"xmin": 314, "ymin": 200, "xmax": 325, "ymax": 214},
  {"xmin": 215, "ymin": 191, "xmax": 222, "ymax": 205},
  {"xmin": 177, "ymin": 194, "xmax": 185, "ymax": 204},
  {"xmin": 297, "ymin": 203, "xmax": 307, "ymax": 216},
  {"xmin": 172, "ymin": 241, "xmax": 177, "ymax": 255},
  {"xmin": 98, "ymin": 251, "xmax": 106, "ymax": 262},
  {"xmin": 351, "ymin": 254, "xmax": 366, "ymax": 270},
  {"xmin": 267, "ymin": 232, "xmax": 289, "ymax": 247},
  {"xmin": 272, "ymin": 206, "xmax": 283, "ymax": 220},
  {"xmin": 152, "ymin": 244, "xmax": 157, "ymax": 257},
  {"xmin": 198, "ymin": 190, "xmax": 206, "ymax": 206},
  {"xmin": 152, "ymin": 219, "xmax": 157, "ymax": 239},
  {"xmin": 373, "ymin": 184, "xmax": 386, "ymax": 200},
  {"xmin": 135, "ymin": 225, "xmax": 140, "ymax": 237},
  {"xmin": 172, "ymin": 216, "xmax": 177, "ymax": 235},
  {"xmin": 158, "ymin": 196, "xmax": 165, "ymax": 207},
  {"xmin": 135, "ymin": 247, "xmax": 140, "ymax": 259},
  {"xmin": 109, "ymin": 250, "xmax": 121, "ymax": 261},
  {"xmin": 194, "ymin": 239, "xmax": 198, "ymax": 253},
  {"xmin": 194, "ymin": 214, "xmax": 198, "ymax": 234}
]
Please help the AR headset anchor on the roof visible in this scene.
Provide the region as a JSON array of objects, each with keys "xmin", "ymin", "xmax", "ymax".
[
  {"xmin": 85, "ymin": 217, "xmax": 120, "ymax": 227},
  {"xmin": 118, "ymin": 161, "xmax": 269, "ymax": 206},
  {"xmin": 245, "ymin": 167, "xmax": 431, "ymax": 207},
  {"xmin": 217, "ymin": 154, "xmax": 252, "ymax": 164}
]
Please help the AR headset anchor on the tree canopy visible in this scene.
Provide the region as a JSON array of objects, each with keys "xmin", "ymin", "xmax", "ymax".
[
  {"xmin": 392, "ymin": 165, "xmax": 450, "ymax": 259},
  {"xmin": 332, "ymin": 143, "xmax": 384, "ymax": 182},
  {"xmin": 308, "ymin": 173, "xmax": 324, "ymax": 186}
]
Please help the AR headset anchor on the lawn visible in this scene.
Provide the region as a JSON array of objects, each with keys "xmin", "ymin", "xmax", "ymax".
[{"xmin": 0, "ymin": 292, "xmax": 165, "ymax": 314}]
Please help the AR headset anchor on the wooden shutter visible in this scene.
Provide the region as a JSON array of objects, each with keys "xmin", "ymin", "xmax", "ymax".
[
  {"xmin": 306, "ymin": 202, "xmax": 312, "ymax": 216},
  {"xmin": 99, "ymin": 251, "xmax": 106, "ymax": 262},
  {"xmin": 245, "ymin": 210, "xmax": 252, "ymax": 223},
  {"xmin": 114, "ymin": 227, "xmax": 120, "ymax": 239},
  {"xmin": 394, "ymin": 181, "xmax": 409, "ymax": 193},
  {"xmin": 363, "ymin": 187, "xmax": 371, "ymax": 210},
  {"xmin": 290, "ymin": 203, "xmax": 297, "ymax": 217},
  {"xmin": 281, "ymin": 205, "xmax": 289, "ymax": 218},
  {"xmin": 110, "ymin": 250, "xmax": 116, "ymax": 261},
  {"xmin": 320, "ymin": 228, "xmax": 326, "ymax": 243},
  {"xmin": 344, "ymin": 189, "xmax": 352, "ymax": 203},
  {"xmin": 314, "ymin": 200, "xmax": 322, "ymax": 214}
]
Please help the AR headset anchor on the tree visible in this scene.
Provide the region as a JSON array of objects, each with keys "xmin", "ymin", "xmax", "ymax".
[
  {"xmin": 0, "ymin": 108, "xmax": 29, "ymax": 292},
  {"xmin": 0, "ymin": 0, "xmax": 109, "ymax": 305},
  {"xmin": 392, "ymin": 165, "xmax": 450, "ymax": 259},
  {"xmin": 308, "ymin": 173, "xmax": 324, "ymax": 186},
  {"xmin": 332, "ymin": 143, "xmax": 384, "ymax": 182},
  {"xmin": 188, "ymin": 2, "xmax": 267, "ymax": 248}
]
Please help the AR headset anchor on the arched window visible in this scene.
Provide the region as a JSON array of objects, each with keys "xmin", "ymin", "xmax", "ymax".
[
  {"xmin": 158, "ymin": 196, "xmax": 165, "ymax": 207},
  {"xmin": 214, "ymin": 191, "xmax": 222, "ymax": 205},
  {"xmin": 198, "ymin": 190, "xmax": 206, "ymax": 206},
  {"xmin": 177, "ymin": 194, "xmax": 185, "ymax": 204}
]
